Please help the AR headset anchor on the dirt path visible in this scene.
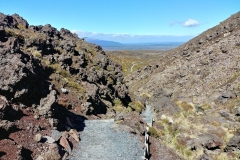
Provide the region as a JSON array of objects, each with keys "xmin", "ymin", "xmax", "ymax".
[
  {"xmin": 130, "ymin": 62, "xmax": 137, "ymax": 72},
  {"xmin": 69, "ymin": 119, "xmax": 143, "ymax": 160}
]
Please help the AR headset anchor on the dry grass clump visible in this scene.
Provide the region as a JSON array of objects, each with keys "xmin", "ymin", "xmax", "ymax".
[
  {"xmin": 67, "ymin": 80, "xmax": 85, "ymax": 93},
  {"xmin": 128, "ymin": 101, "xmax": 144, "ymax": 112},
  {"xmin": 148, "ymin": 127, "xmax": 160, "ymax": 138},
  {"xmin": 26, "ymin": 47, "xmax": 42, "ymax": 58},
  {"xmin": 113, "ymin": 98, "xmax": 125, "ymax": 112},
  {"xmin": 112, "ymin": 99, "xmax": 144, "ymax": 113},
  {"xmin": 113, "ymin": 98, "xmax": 122, "ymax": 106},
  {"xmin": 211, "ymin": 121, "xmax": 220, "ymax": 126},
  {"xmin": 113, "ymin": 105, "xmax": 125, "ymax": 112},
  {"xmin": 159, "ymin": 107, "xmax": 238, "ymax": 159},
  {"xmin": 140, "ymin": 92, "xmax": 151, "ymax": 98},
  {"xmin": 155, "ymin": 117, "xmax": 195, "ymax": 159},
  {"xmin": 199, "ymin": 103, "xmax": 212, "ymax": 111},
  {"xmin": 175, "ymin": 101, "xmax": 195, "ymax": 116},
  {"xmin": 32, "ymin": 50, "xmax": 42, "ymax": 58}
]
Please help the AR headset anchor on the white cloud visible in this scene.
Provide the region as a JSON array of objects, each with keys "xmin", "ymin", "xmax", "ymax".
[{"xmin": 182, "ymin": 19, "xmax": 200, "ymax": 27}]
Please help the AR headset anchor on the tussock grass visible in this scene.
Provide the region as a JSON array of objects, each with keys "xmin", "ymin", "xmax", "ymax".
[
  {"xmin": 176, "ymin": 101, "xmax": 195, "ymax": 112},
  {"xmin": 27, "ymin": 47, "xmax": 42, "ymax": 58},
  {"xmin": 140, "ymin": 92, "xmax": 151, "ymax": 98},
  {"xmin": 113, "ymin": 98, "xmax": 126, "ymax": 112},
  {"xmin": 32, "ymin": 50, "xmax": 42, "ymax": 58},
  {"xmin": 128, "ymin": 101, "xmax": 144, "ymax": 113},
  {"xmin": 148, "ymin": 127, "xmax": 160, "ymax": 138}
]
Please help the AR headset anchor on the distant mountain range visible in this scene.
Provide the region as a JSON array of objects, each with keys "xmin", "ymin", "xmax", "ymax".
[
  {"xmin": 84, "ymin": 37, "xmax": 123, "ymax": 46},
  {"xmin": 84, "ymin": 37, "xmax": 185, "ymax": 50}
]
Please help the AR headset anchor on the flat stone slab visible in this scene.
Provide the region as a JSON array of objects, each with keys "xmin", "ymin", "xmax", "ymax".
[{"xmin": 69, "ymin": 119, "xmax": 143, "ymax": 160}]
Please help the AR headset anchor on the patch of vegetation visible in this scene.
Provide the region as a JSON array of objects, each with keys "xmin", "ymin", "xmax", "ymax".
[
  {"xmin": 128, "ymin": 101, "xmax": 144, "ymax": 112},
  {"xmin": 67, "ymin": 80, "xmax": 86, "ymax": 93},
  {"xmin": 32, "ymin": 50, "xmax": 42, "ymax": 58},
  {"xmin": 211, "ymin": 121, "xmax": 220, "ymax": 126},
  {"xmin": 112, "ymin": 98, "xmax": 126, "ymax": 112},
  {"xmin": 148, "ymin": 127, "xmax": 160, "ymax": 138},
  {"xmin": 179, "ymin": 101, "xmax": 194, "ymax": 112},
  {"xmin": 59, "ymin": 69, "xmax": 71, "ymax": 77},
  {"xmin": 107, "ymin": 76, "xmax": 114, "ymax": 84},
  {"xmin": 175, "ymin": 101, "xmax": 195, "ymax": 116},
  {"xmin": 199, "ymin": 103, "xmax": 212, "ymax": 111},
  {"xmin": 140, "ymin": 92, "xmax": 151, "ymax": 98},
  {"xmin": 55, "ymin": 46, "xmax": 66, "ymax": 54},
  {"xmin": 106, "ymin": 50, "xmax": 164, "ymax": 76},
  {"xmin": 26, "ymin": 47, "xmax": 42, "ymax": 58},
  {"xmin": 113, "ymin": 105, "xmax": 125, "ymax": 112},
  {"xmin": 17, "ymin": 24, "xmax": 26, "ymax": 30},
  {"xmin": 113, "ymin": 98, "xmax": 123, "ymax": 106}
]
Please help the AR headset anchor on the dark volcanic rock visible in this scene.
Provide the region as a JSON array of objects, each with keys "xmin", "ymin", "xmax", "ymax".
[
  {"xmin": 41, "ymin": 24, "xmax": 59, "ymax": 37},
  {"xmin": 59, "ymin": 40, "xmax": 76, "ymax": 52},
  {"xmin": 0, "ymin": 13, "xmax": 28, "ymax": 28},
  {"xmin": 0, "ymin": 12, "xmax": 132, "ymax": 159},
  {"xmin": 11, "ymin": 14, "xmax": 29, "ymax": 28},
  {"xmin": 187, "ymin": 134, "xmax": 223, "ymax": 151},
  {"xmin": 0, "ymin": 37, "xmax": 48, "ymax": 104},
  {"xmin": 60, "ymin": 28, "xmax": 78, "ymax": 39},
  {"xmin": 225, "ymin": 135, "xmax": 240, "ymax": 152}
]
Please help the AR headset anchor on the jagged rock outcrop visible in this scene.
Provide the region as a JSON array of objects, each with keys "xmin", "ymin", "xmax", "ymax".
[
  {"xmin": 0, "ymin": 33, "xmax": 48, "ymax": 105},
  {"xmin": 0, "ymin": 12, "xmax": 131, "ymax": 114},
  {"xmin": 0, "ymin": 13, "xmax": 29, "ymax": 28},
  {"xmin": 0, "ymin": 12, "xmax": 131, "ymax": 159}
]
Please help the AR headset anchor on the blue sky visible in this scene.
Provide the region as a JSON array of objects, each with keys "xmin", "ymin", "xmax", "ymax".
[{"xmin": 1, "ymin": 1, "xmax": 239, "ymax": 43}]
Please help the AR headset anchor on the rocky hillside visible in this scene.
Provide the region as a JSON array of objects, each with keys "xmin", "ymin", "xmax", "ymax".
[
  {"xmin": 0, "ymin": 12, "xmax": 131, "ymax": 159},
  {"xmin": 127, "ymin": 11, "xmax": 240, "ymax": 103},
  {"xmin": 125, "ymin": 11, "xmax": 240, "ymax": 159}
]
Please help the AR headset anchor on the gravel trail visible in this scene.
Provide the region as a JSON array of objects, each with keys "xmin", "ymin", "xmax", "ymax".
[{"xmin": 69, "ymin": 119, "xmax": 143, "ymax": 160}]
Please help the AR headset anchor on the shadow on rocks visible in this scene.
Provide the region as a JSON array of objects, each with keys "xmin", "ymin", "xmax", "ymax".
[
  {"xmin": 86, "ymin": 100, "xmax": 108, "ymax": 115},
  {"xmin": 21, "ymin": 147, "xmax": 33, "ymax": 160},
  {"xmin": 0, "ymin": 151, "xmax": 6, "ymax": 158},
  {"xmin": 53, "ymin": 103, "xmax": 87, "ymax": 132},
  {"xmin": 0, "ymin": 126, "xmax": 22, "ymax": 140},
  {"xmin": 4, "ymin": 106, "xmax": 26, "ymax": 121}
]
